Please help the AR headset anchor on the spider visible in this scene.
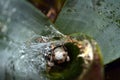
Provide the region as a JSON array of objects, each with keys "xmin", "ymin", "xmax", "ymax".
[{"xmin": 45, "ymin": 44, "xmax": 70, "ymax": 69}]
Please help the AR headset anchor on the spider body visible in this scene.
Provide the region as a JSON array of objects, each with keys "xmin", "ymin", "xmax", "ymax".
[{"xmin": 46, "ymin": 44, "xmax": 70, "ymax": 68}]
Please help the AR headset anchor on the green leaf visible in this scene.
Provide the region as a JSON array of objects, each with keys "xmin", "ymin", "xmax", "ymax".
[
  {"xmin": 0, "ymin": 0, "xmax": 53, "ymax": 43},
  {"xmin": 0, "ymin": 0, "xmax": 55, "ymax": 80},
  {"xmin": 55, "ymin": 0, "xmax": 120, "ymax": 64}
]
